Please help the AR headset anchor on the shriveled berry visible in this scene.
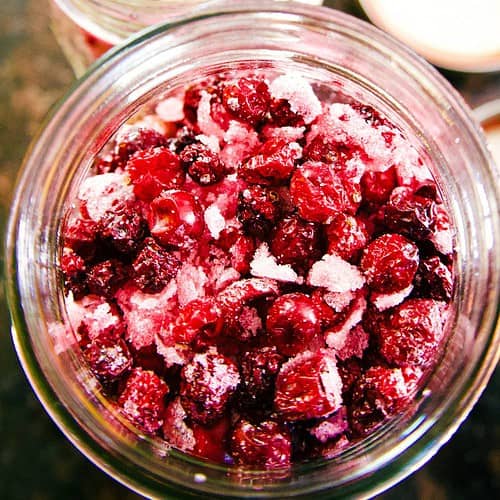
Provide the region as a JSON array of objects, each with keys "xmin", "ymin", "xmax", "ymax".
[
  {"xmin": 274, "ymin": 350, "xmax": 343, "ymax": 421},
  {"xmin": 114, "ymin": 127, "xmax": 167, "ymax": 166},
  {"xmin": 86, "ymin": 259, "xmax": 128, "ymax": 298},
  {"xmin": 325, "ymin": 213, "xmax": 368, "ymax": 262},
  {"xmin": 239, "ymin": 137, "xmax": 301, "ymax": 185},
  {"xmin": 192, "ymin": 416, "xmax": 231, "ymax": 463},
  {"xmin": 148, "ymin": 190, "xmax": 204, "ymax": 247},
  {"xmin": 84, "ymin": 336, "xmax": 132, "ymax": 382},
  {"xmin": 221, "ymin": 77, "xmax": 271, "ymax": 126},
  {"xmin": 303, "ymin": 135, "xmax": 355, "ymax": 166},
  {"xmin": 172, "ymin": 298, "xmax": 222, "ymax": 344},
  {"xmin": 118, "ymin": 368, "xmax": 169, "ymax": 434},
  {"xmin": 377, "ymin": 298, "xmax": 448, "ymax": 368},
  {"xmin": 132, "ymin": 237, "xmax": 180, "ymax": 293},
  {"xmin": 63, "ymin": 216, "xmax": 99, "ymax": 260},
  {"xmin": 351, "ymin": 103, "xmax": 388, "ymax": 127},
  {"xmin": 126, "ymin": 146, "xmax": 184, "ymax": 201},
  {"xmin": 237, "ymin": 186, "xmax": 282, "ymax": 239},
  {"xmin": 270, "ymin": 215, "xmax": 322, "ymax": 274},
  {"xmin": 290, "ymin": 161, "xmax": 361, "ymax": 223},
  {"xmin": 180, "ymin": 349, "xmax": 240, "ymax": 424},
  {"xmin": 60, "ymin": 249, "xmax": 88, "ymax": 298},
  {"xmin": 230, "ymin": 419, "xmax": 291, "ymax": 468},
  {"xmin": 166, "ymin": 126, "xmax": 197, "ymax": 154},
  {"xmin": 180, "ymin": 142, "xmax": 225, "ymax": 185},
  {"xmin": 270, "ymin": 98, "xmax": 304, "ymax": 127},
  {"xmin": 266, "ymin": 293, "xmax": 322, "ymax": 357},
  {"xmin": 361, "ymin": 233, "xmax": 419, "ymax": 293},
  {"xmin": 414, "ymin": 256, "xmax": 453, "ymax": 302},
  {"xmin": 360, "ymin": 166, "xmax": 397, "ymax": 206},
  {"xmin": 100, "ymin": 205, "xmax": 146, "ymax": 254}
]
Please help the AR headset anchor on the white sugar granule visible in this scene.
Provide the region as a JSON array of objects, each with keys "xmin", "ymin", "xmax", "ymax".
[
  {"xmin": 175, "ymin": 263, "xmax": 208, "ymax": 307},
  {"xmin": 250, "ymin": 242, "xmax": 301, "ymax": 283},
  {"xmin": 155, "ymin": 97, "xmax": 184, "ymax": 122},
  {"xmin": 204, "ymin": 204, "xmax": 226, "ymax": 239},
  {"xmin": 371, "ymin": 284, "xmax": 413, "ymax": 311}
]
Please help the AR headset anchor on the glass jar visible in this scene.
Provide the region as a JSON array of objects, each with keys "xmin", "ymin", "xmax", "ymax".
[
  {"xmin": 7, "ymin": 2, "xmax": 499, "ymax": 498},
  {"xmin": 50, "ymin": 0, "xmax": 324, "ymax": 75}
]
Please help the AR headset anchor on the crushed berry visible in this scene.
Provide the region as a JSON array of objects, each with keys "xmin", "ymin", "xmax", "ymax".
[{"xmin": 59, "ymin": 72, "xmax": 454, "ymax": 470}]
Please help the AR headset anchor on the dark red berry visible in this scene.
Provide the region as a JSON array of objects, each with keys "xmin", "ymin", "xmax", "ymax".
[
  {"xmin": 290, "ymin": 161, "xmax": 361, "ymax": 223},
  {"xmin": 230, "ymin": 234, "xmax": 256, "ymax": 275},
  {"xmin": 303, "ymin": 135, "xmax": 355, "ymax": 166},
  {"xmin": 360, "ymin": 166, "xmax": 397, "ymax": 206},
  {"xmin": 115, "ymin": 127, "xmax": 167, "ymax": 162},
  {"xmin": 270, "ymin": 98, "xmax": 304, "ymax": 127},
  {"xmin": 180, "ymin": 349, "xmax": 240, "ymax": 425},
  {"xmin": 239, "ymin": 137, "xmax": 301, "ymax": 185},
  {"xmin": 414, "ymin": 256, "xmax": 453, "ymax": 302},
  {"xmin": 274, "ymin": 350, "xmax": 343, "ymax": 421},
  {"xmin": 237, "ymin": 186, "xmax": 282, "ymax": 239},
  {"xmin": 118, "ymin": 368, "xmax": 169, "ymax": 434},
  {"xmin": 360, "ymin": 233, "xmax": 419, "ymax": 293},
  {"xmin": 230, "ymin": 419, "xmax": 291, "ymax": 468},
  {"xmin": 172, "ymin": 298, "xmax": 222, "ymax": 344},
  {"xmin": 167, "ymin": 126, "xmax": 197, "ymax": 154},
  {"xmin": 192, "ymin": 416, "xmax": 231, "ymax": 463},
  {"xmin": 148, "ymin": 190, "xmax": 204, "ymax": 247},
  {"xmin": 221, "ymin": 77, "xmax": 271, "ymax": 126},
  {"xmin": 325, "ymin": 213, "xmax": 368, "ymax": 262},
  {"xmin": 266, "ymin": 293, "xmax": 322, "ymax": 357},
  {"xmin": 126, "ymin": 146, "xmax": 184, "ymax": 201},
  {"xmin": 63, "ymin": 216, "xmax": 99, "ymax": 260},
  {"xmin": 180, "ymin": 142, "xmax": 225, "ymax": 185},
  {"xmin": 60, "ymin": 249, "xmax": 88, "ymax": 298},
  {"xmin": 351, "ymin": 103, "xmax": 388, "ymax": 127},
  {"xmin": 86, "ymin": 259, "xmax": 128, "ymax": 298},
  {"xmin": 100, "ymin": 204, "xmax": 146, "ymax": 254},
  {"xmin": 132, "ymin": 237, "xmax": 180, "ymax": 293},
  {"xmin": 84, "ymin": 336, "xmax": 132, "ymax": 382}
]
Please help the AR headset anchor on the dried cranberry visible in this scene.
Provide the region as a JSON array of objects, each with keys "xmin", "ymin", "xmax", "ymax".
[
  {"xmin": 237, "ymin": 186, "xmax": 282, "ymax": 239},
  {"xmin": 230, "ymin": 419, "xmax": 291, "ymax": 468},
  {"xmin": 303, "ymin": 135, "xmax": 355, "ymax": 166},
  {"xmin": 325, "ymin": 213, "xmax": 368, "ymax": 262},
  {"xmin": 266, "ymin": 293, "xmax": 322, "ymax": 357},
  {"xmin": 360, "ymin": 233, "xmax": 419, "ymax": 293},
  {"xmin": 118, "ymin": 368, "xmax": 169, "ymax": 434},
  {"xmin": 132, "ymin": 237, "xmax": 180, "ymax": 293},
  {"xmin": 167, "ymin": 126, "xmax": 197, "ymax": 154},
  {"xmin": 60, "ymin": 249, "xmax": 88, "ymax": 298},
  {"xmin": 63, "ymin": 216, "xmax": 99, "ymax": 260},
  {"xmin": 290, "ymin": 161, "xmax": 361, "ymax": 223},
  {"xmin": 377, "ymin": 298, "xmax": 447, "ymax": 368},
  {"xmin": 360, "ymin": 166, "xmax": 397, "ymax": 206},
  {"xmin": 172, "ymin": 298, "xmax": 222, "ymax": 344},
  {"xmin": 99, "ymin": 205, "xmax": 146, "ymax": 254},
  {"xmin": 180, "ymin": 349, "xmax": 240, "ymax": 425},
  {"xmin": 337, "ymin": 357, "xmax": 364, "ymax": 399},
  {"xmin": 180, "ymin": 142, "xmax": 225, "ymax": 185},
  {"xmin": 221, "ymin": 77, "xmax": 271, "ymax": 126},
  {"xmin": 126, "ymin": 146, "xmax": 184, "ymax": 201},
  {"xmin": 230, "ymin": 234, "xmax": 256, "ymax": 275},
  {"xmin": 414, "ymin": 256, "xmax": 453, "ymax": 302},
  {"xmin": 351, "ymin": 103, "xmax": 388, "ymax": 127},
  {"xmin": 84, "ymin": 336, "xmax": 132, "ymax": 382},
  {"xmin": 192, "ymin": 416, "xmax": 231, "ymax": 463},
  {"xmin": 86, "ymin": 259, "xmax": 128, "ymax": 298},
  {"xmin": 114, "ymin": 127, "xmax": 167, "ymax": 166},
  {"xmin": 270, "ymin": 98, "xmax": 304, "ymax": 127},
  {"xmin": 239, "ymin": 137, "xmax": 301, "ymax": 185},
  {"xmin": 148, "ymin": 190, "xmax": 204, "ymax": 247},
  {"xmin": 270, "ymin": 215, "xmax": 322, "ymax": 274},
  {"xmin": 274, "ymin": 350, "xmax": 343, "ymax": 421},
  {"xmin": 184, "ymin": 80, "xmax": 216, "ymax": 123}
]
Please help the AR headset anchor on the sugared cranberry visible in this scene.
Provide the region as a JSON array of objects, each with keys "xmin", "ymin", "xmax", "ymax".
[
  {"xmin": 376, "ymin": 298, "xmax": 447, "ymax": 368},
  {"xmin": 183, "ymin": 80, "xmax": 217, "ymax": 123},
  {"xmin": 239, "ymin": 137, "xmax": 301, "ymax": 185},
  {"xmin": 118, "ymin": 368, "xmax": 169, "ymax": 434},
  {"xmin": 237, "ymin": 186, "xmax": 282, "ymax": 239},
  {"xmin": 126, "ymin": 146, "xmax": 184, "ymax": 201},
  {"xmin": 180, "ymin": 142, "xmax": 225, "ymax": 185},
  {"xmin": 303, "ymin": 135, "xmax": 354, "ymax": 166},
  {"xmin": 230, "ymin": 419, "xmax": 291, "ymax": 468},
  {"xmin": 290, "ymin": 161, "xmax": 361, "ymax": 223},
  {"xmin": 270, "ymin": 215, "xmax": 322, "ymax": 274},
  {"xmin": 99, "ymin": 205, "xmax": 146, "ymax": 254},
  {"xmin": 60, "ymin": 249, "xmax": 87, "ymax": 298},
  {"xmin": 351, "ymin": 103, "xmax": 388, "ymax": 127},
  {"xmin": 192, "ymin": 416, "xmax": 231, "ymax": 463},
  {"xmin": 86, "ymin": 259, "xmax": 128, "ymax": 298},
  {"xmin": 114, "ymin": 127, "xmax": 167, "ymax": 166},
  {"xmin": 414, "ymin": 256, "xmax": 453, "ymax": 302},
  {"xmin": 63, "ymin": 216, "xmax": 99, "ymax": 260},
  {"xmin": 325, "ymin": 213, "xmax": 368, "ymax": 262},
  {"xmin": 180, "ymin": 349, "xmax": 240, "ymax": 425},
  {"xmin": 266, "ymin": 293, "xmax": 322, "ymax": 357},
  {"xmin": 84, "ymin": 336, "xmax": 132, "ymax": 382},
  {"xmin": 132, "ymin": 237, "xmax": 180, "ymax": 293},
  {"xmin": 360, "ymin": 166, "xmax": 397, "ymax": 206},
  {"xmin": 360, "ymin": 233, "xmax": 419, "ymax": 293},
  {"xmin": 270, "ymin": 98, "xmax": 304, "ymax": 127},
  {"xmin": 148, "ymin": 190, "xmax": 204, "ymax": 247},
  {"xmin": 221, "ymin": 77, "xmax": 271, "ymax": 126},
  {"xmin": 274, "ymin": 350, "xmax": 343, "ymax": 421},
  {"xmin": 172, "ymin": 298, "xmax": 222, "ymax": 344}
]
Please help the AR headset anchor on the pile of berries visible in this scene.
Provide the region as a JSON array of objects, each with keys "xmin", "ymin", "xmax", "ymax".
[{"xmin": 59, "ymin": 72, "xmax": 453, "ymax": 469}]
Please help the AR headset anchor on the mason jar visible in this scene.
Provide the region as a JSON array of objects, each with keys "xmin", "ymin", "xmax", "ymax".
[{"xmin": 7, "ymin": 2, "xmax": 499, "ymax": 498}]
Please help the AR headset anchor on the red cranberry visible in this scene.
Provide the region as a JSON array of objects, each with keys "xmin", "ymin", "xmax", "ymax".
[
  {"xmin": 148, "ymin": 190, "xmax": 204, "ymax": 247},
  {"xmin": 290, "ymin": 161, "xmax": 361, "ymax": 223},
  {"xmin": 360, "ymin": 166, "xmax": 397, "ymax": 206},
  {"xmin": 230, "ymin": 234, "xmax": 256, "ymax": 275},
  {"xmin": 114, "ymin": 127, "xmax": 167, "ymax": 166},
  {"xmin": 118, "ymin": 368, "xmax": 169, "ymax": 434},
  {"xmin": 132, "ymin": 237, "xmax": 180, "ymax": 293},
  {"xmin": 230, "ymin": 419, "xmax": 292, "ymax": 468},
  {"xmin": 63, "ymin": 216, "xmax": 99, "ymax": 260},
  {"xmin": 337, "ymin": 357, "xmax": 364, "ymax": 398},
  {"xmin": 270, "ymin": 98, "xmax": 304, "ymax": 127},
  {"xmin": 86, "ymin": 259, "xmax": 128, "ymax": 298},
  {"xmin": 266, "ymin": 293, "xmax": 323, "ymax": 357},
  {"xmin": 274, "ymin": 350, "xmax": 343, "ymax": 421},
  {"xmin": 239, "ymin": 137, "xmax": 301, "ymax": 185},
  {"xmin": 303, "ymin": 135, "xmax": 355, "ymax": 166},
  {"xmin": 172, "ymin": 298, "xmax": 222, "ymax": 344},
  {"xmin": 377, "ymin": 298, "xmax": 447, "ymax": 368},
  {"xmin": 180, "ymin": 142, "xmax": 225, "ymax": 185},
  {"xmin": 270, "ymin": 215, "xmax": 322, "ymax": 273},
  {"xmin": 60, "ymin": 249, "xmax": 88, "ymax": 298},
  {"xmin": 325, "ymin": 213, "xmax": 368, "ymax": 262},
  {"xmin": 84, "ymin": 336, "xmax": 132, "ymax": 382},
  {"xmin": 221, "ymin": 77, "xmax": 271, "ymax": 126},
  {"xmin": 183, "ymin": 80, "xmax": 217, "ymax": 123},
  {"xmin": 414, "ymin": 256, "xmax": 453, "ymax": 302},
  {"xmin": 192, "ymin": 416, "xmax": 231, "ymax": 463},
  {"xmin": 180, "ymin": 349, "xmax": 240, "ymax": 425},
  {"xmin": 126, "ymin": 146, "xmax": 184, "ymax": 201},
  {"xmin": 360, "ymin": 233, "xmax": 419, "ymax": 293},
  {"xmin": 237, "ymin": 186, "xmax": 282, "ymax": 239}
]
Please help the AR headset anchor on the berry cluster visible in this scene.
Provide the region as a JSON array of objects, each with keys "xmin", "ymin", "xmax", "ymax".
[{"xmin": 59, "ymin": 72, "xmax": 454, "ymax": 469}]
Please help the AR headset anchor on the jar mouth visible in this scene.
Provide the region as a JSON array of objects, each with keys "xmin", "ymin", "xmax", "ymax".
[{"xmin": 6, "ymin": 3, "xmax": 500, "ymax": 498}]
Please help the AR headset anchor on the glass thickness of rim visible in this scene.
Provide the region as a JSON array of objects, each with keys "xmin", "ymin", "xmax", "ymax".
[{"xmin": 6, "ymin": 3, "xmax": 500, "ymax": 498}]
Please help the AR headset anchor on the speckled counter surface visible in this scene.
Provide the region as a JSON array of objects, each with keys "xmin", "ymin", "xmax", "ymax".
[{"xmin": 0, "ymin": 1, "xmax": 498, "ymax": 499}]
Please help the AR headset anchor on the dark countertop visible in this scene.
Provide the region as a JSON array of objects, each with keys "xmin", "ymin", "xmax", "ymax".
[{"xmin": 0, "ymin": 1, "xmax": 498, "ymax": 498}]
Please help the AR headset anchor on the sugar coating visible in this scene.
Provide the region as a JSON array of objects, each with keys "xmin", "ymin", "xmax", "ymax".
[
  {"xmin": 318, "ymin": 351, "xmax": 344, "ymax": 411},
  {"xmin": 204, "ymin": 204, "xmax": 226, "ymax": 239},
  {"xmin": 175, "ymin": 263, "xmax": 208, "ymax": 307},
  {"xmin": 197, "ymin": 91, "xmax": 225, "ymax": 140},
  {"xmin": 325, "ymin": 293, "xmax": 367, "ymax": 344},
  {"xmin": 221, "ymin": 121, "xmax": 260, "ymax": 167},
  {"xmin": 308, "ymin": 254, "xmax": 365, "ymax": 293},
  {"xmin": 262, "ymin": 125, "xmax": 306, "ymax": 141},
  {"xmin": 371, "ymin": 284, "xmax": 413, "ymax": 311},
  {"xmin": 327, "ymin": 324, "xmax": 369, "ymax": 360},
  {"xmin": 163, "ymin": 398, "xmax": 196, "ymax": 452},
  {"xmin": 250, "ymin": 242, "xmax": 301, "ymax": 283},
  {"xmin": 155, "ymin": 97, "xmax": 185, "ymax": 122},
  {"xmin": 310, "ymin": 408, "xmax": 348, "ymax": 443}
]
